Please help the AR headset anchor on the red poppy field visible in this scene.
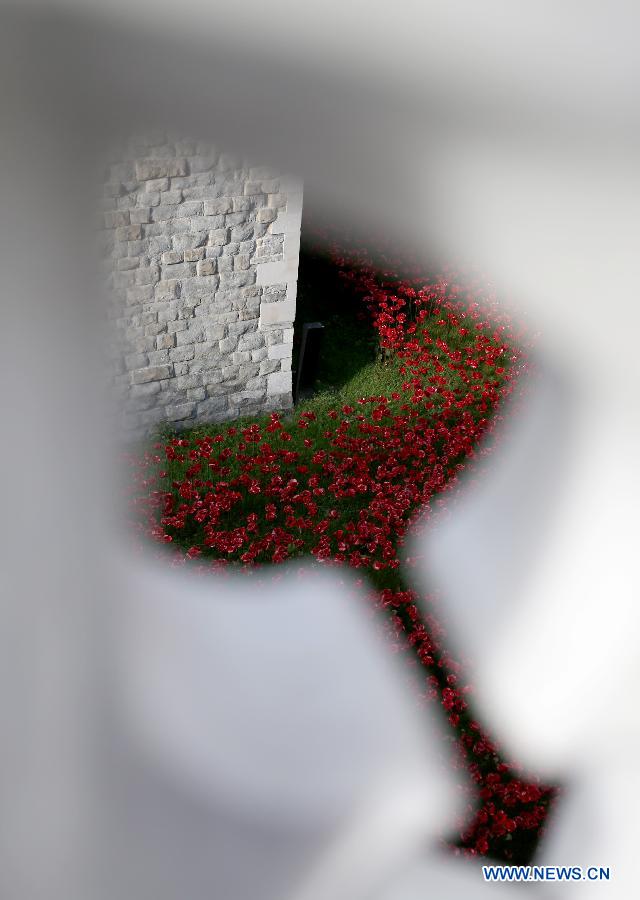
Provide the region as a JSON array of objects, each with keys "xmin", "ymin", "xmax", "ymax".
[{"xmin": 130, "ymin": 231, "xmax": 557, "ymax": 864}]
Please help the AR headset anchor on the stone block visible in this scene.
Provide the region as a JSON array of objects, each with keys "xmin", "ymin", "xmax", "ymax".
[
  {"xmin": 259, "ymin": 359, "xmax": 280, "ymax": 376},
  {"xmin": 267, "ymin": 193, "xmax": 287, "ymax": 209},
  {"xmin": 256, "ymin": 234, "xmax": 284, "ymax": 256},
  {"xmin": 137, "ymin": 408, "xmax": 169, "ymax": 428},
  {"xmin": 231, "ymin": 389, "xmax": 267, "ymax": 408},
  {"xmin": 203, "ymin": 215, "xmax": 226, "ymax": 230},
  {"xmin": 225, "ymin": 213, "xmax": 247, "ymax": 227},
  {"xmin": 205, "ymin": 324, "xmax": 226, "ymax": 341},
  {"xmin": 157, "ymin": 305, "xmax": 179, "ymax": 323},
  {"xmin": 196, "ymin": 259, "xmax": 217, "ymax": 276},
  {"xmin": 258, "ymin": 300, "xmax": 295, "ymax": 326},
  {"xmin": 159, "ymin": 189, "xmax": 183, "ymax": 205},
  {"xmin": 150, "ymin": 206, "xmax": 174, "ymax": 226},
  {"xmin": 126, "ymin": 239, "xmax": 145, "ymax": 257},
  {"xmin": 117, "ymin": 258, "xmax": 139, "ymax": 271},
  {"xmin": 181, "ymin": 185, "xmax": 214, "ymax": 201},
  {"xmin": 219, "ymin": 271, "xmax": 256, "ymax": 288},
  {"xmin": 130, "ymin": 382, "xmax": 161, "ymax": 399},
  {"xmin": 174, "ymin": 373, "xmax": 203, "ymax": 392},
  {"xmin": 204, "ymin": 198, "xmax": 233, "ymax": 216},
  {"xmin": 145, "ymin": 322, "xmax": 167, "ymax": 336},
  {"xmin": 162, "ymin": 250, "xmax": 183, "ymax": 265},
  {"xmin": 169, "ymin": 347, "xmax": 196, "ymax": 363},
  {"xmin": 205, "ymin": 376, "xmax": 225, "ymax": 394},
  {"xmin": 116, "ymin": 224, "xmax": 142, "ymax": 242},
  {"xmin": 135, "ymin": 158, "xmax": 188, "ymax": 180},
  {"xmin": 155, "ymin": 279, "xmax": 179, "ymax": 299},
  {"xmin": 230, "ymin": 221, "xmax": 254, "ymax": 241},
  {"xmin": 135, "ymin": 311, "xmax": 158, "ymax": 326},
  {"xmin": 267, "ymin": 342, "xmax": 292, "ymax": 360},
  {"xmin": 267, "ymin": 370, "xmax": 292, "ymax": 395},
  {"xmin": 219, "ymin": 337, "xmax": 238, "ymax": 354},
  {"xmin": 104, "ymin": 210, "xmax": 130, "ymax": 229},
  {"xmin": 148, "ymin": 237, "xmax": 172, "ymax": 256},
  {"xmin": 130, "ymin": 208, "xmax": 152, "ymax": 225},
  {"xmin": 249, "ymin": 166, "xmax": 275, "ymax": 180},
  {"xmin": 262, "ymin": 285, "xmax": 287, "ymax": 303},
  {"xmin": 130, "ymin": 336, "xmax": 156, "ymax": 354},
  {"xmin": 237, "ymin": 331, "xmax": 264, "ymax": 352},
  {"xmin": 256, "ymin": 207, "xmax": 278, "ymax": 224},
  {"xmin": 136, "ymin": 265, "xmax": 160, "ymax": 286},
  {"xmin": 172, "ymin": 230, "xmax": 208, "ymax": 251},
  {"xmin": 242, "ymin": 285, "xmax": 262, "ymax": 300},
  {"xmin": 131, "ymin": 364, "xmax": 173, "ymax": 384},
  {"xmin": 145, "ymin": 177, "xmax": 169, "ymax": 192},
  {"xmin": 113, "ymin": 270, "xmax": 137, "ymax": 291},
  {"xmin": 227, "ymin": 319, "xmax": 254, "ymax": 337},
  {"xmin": 161, "ymin": 262, "xmax": 196, "ymax": 279},
  {"xmin": 184, "ymin": 247, "xmax": 205, "ymax": 262},
  {"xmin": 179, "ymin": 201, "xmax": 204, "ymax": 217},
  {"xmin": 165, "ymin": 402, "xmax": 196, "ymax": 422},
  {"xmin": 147, "ymin": 349, "xmax": 170, "ymax": 365},
  {"xmin": 180, "ymin": 325, "xmax": 207, "ymax": 346},
  {"xmin": 196, "ymin": 397, "xmax": 228, "ymax": 419},
  {"xmin": 156, "ymin": 333, "xmax": 176, "ymax": 350},
  {"xmin": 240, "ymin": 304, "xmax": 261, "ymax": 321},
  {"xmin": 255, "ymin": 257, "xmax": 298, "ymax": 284},
  {"xmin": 264, "ymin": 329, "xmax": 283, "ymax": 345},
  {"xmin": 180, "ymin": 275, "xmax": 219, "ymax": 298},
  {"xmin": 208, "ymin": 228, "xmax": 229, "ymax": 246},
  {"xmin": 233, "ymin": 253, "xmax": 250, "ymax": 272}
]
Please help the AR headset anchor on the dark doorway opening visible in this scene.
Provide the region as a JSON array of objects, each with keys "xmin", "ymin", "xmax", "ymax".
[{"xmin": 292, "ymin": 231, "xmax": 378, "ymax": 402}]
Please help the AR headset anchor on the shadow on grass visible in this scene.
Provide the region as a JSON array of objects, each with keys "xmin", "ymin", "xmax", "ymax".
[{"xmin": 293, "ymin": 242, "xmax": 378, "ymax": 394}]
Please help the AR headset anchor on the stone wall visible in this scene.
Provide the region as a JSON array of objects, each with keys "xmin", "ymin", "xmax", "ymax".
[{"xmin": 102, "ymin": 136, "xmax": 303, "ymax": 439}]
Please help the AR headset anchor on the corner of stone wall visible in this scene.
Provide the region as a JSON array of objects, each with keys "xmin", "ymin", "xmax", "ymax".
[{"xmin": 255, "ymin": 175, "xmax": 304, "ymax": 407}]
